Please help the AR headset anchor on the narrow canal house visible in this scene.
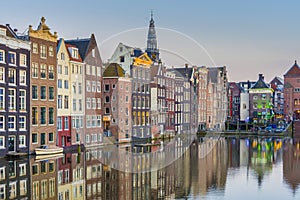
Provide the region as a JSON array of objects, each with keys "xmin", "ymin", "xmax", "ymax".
[
  {"xmin": 102, "ymin": 63, "xmax": 132, "ymax": 143},
  {"xmin": 284, "ymin": 60, "xmax": 300, "ymax": 120},
  {"xmin": 65, "ymin": 34, "xmax": 103, "ymax": 148},
  {"xmin": 28, "ymin": 17, "xmax": 58, "ymax": 154},
  {"xmin": 0, "ymin": 24, "xmax": 30, "ymax": 156},
  {"xmin": 249, "ymin": 74, "xmax": 274, "ymax": 125}
]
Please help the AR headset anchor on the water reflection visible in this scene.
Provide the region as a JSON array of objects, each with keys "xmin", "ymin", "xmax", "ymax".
[{"xmin": 0, "ymin": 137, "xmax": 300, "ymax": 199}]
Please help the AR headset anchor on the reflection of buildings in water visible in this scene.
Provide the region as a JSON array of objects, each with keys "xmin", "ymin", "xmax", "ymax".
[
  {"xmin": 57, "ymin": 153, "xmax": 85, "ymax": 200},
  {"xmin": 191, "ymin": 138, "xmax": 228, "ymax": 197},
  {"xmin": 30, "ymin": 156, "xmax": 58, "ymax": 200},
  {"xmin": 0, "ymin": 159, "xmax": 30, "ymax": 199},
  {"xmin": 283, "ymin": 139, "xmax": 300, "ymax": 193},
  {"xmin": 240, "ymin": 139, "xmax": 250, "ymax": 166},
  {"xmin": 228, "ymin": 138, "xmax": 240, "ymax": 168}
]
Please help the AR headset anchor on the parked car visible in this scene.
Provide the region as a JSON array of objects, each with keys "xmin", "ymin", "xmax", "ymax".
[
  {"xmin": 274, "ymin": 127, "xmax": 284, "ymax": 133},
  {"xmin": 264, "ymin": 126, "xmax": 273, "ymax": 133}
]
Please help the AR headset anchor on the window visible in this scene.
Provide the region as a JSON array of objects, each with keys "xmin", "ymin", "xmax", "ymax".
[
  {"xmin": 0, "ymin": 50, "xmax": 5, "ymax": 63},
  {"xmin": 92, "ymin": 81, "xmax": 96, "ymax": 92},
  {"xmin": 0, "ymin": 116, "xmax": 4, "ymax": 130},
  {"xmin": 0, "ymin": 136, "xmax": 4, "ymax": 148},
  {"xmin": 58, "ymin": 95, "xmax": 62, "ymax": 109},
  {"xmin": 64, "ymin": 80, "xmax": 69, "ymax": 89},
  {"xmin": 19, "ymin": 135, "xmax": 26, "ymax": 147},
  {"xmin": 112, "ymin": 84, "xmax": 116, "ymax": 89},
  {"xmin": 49, "ymin": 87, "xmax": 54, "ymax": 100},
  {"xmin": 8, "ymin": 89, "xmax": 15, "ymax": 110},
  {"xmin": 58, "ymin": 79, "xmax": 62, "ymax": 88},
  {"xmin": 32, "ymin": 133, "xmax": 38, "ymax": 144},
  {"xmin": 49, "ymin": 133, "xmax": 54, "ymax": 142},
  {"xmin": 92, "ymin": 48, "xmax": 95, "ymax": 57},
  {"xmin": 78, "ymin": 83, "xmax": 82, "ymax": 94},
  {"xmin": 261, "ymin": 94, "xmax": 266, "ymax": 100},
  {"xmin": 19, "ymin": 90, "xmax": 26, "ymax": 111},
  {"xmin": 49, "ymin": 108, "xmax": 54, "ymax": 125},
  {"xmin": 0, "ymin": 88, "xmax": 4, "ymax": 110},
  {"xmin": 8, "ymin": 116, "xmax": 15, "ymax": 130},
  {"xmin": 87, "ymin": 98, "xmax": 91, "ymax": 109},
  {"xmin": 97, "ymin": 98, "xmax": 101, "ymax": 108},
  {"xmin": 105, "ymin": 96, "xmax": 110, "ymax": 103},
  {"xmin": 97, "ymin": 116, "xmax": 101, "ymax": 127},
  {"xmin": 61, "ymin": 52, "xmax": 65, "ymax": 60},
  {"xmin": 20, "ymin": 70, "xmax": 26, "ymax": 85},
  {"xmin": 64, "ymin": 117, "xmax": 69, "ymax": 130},
  {"xmin": 86, "ymin": 81, "xmax": 91, "ymax": 92},
  {"xmin": 0, "ymin": 67, "xmax": 4, "ymax": 82},
  {"xmin": 49, "ymin": 65, "xmax": 54, "ymax": 79},
  {"xmin": 32, "ymin": 85, "xmax": 38, "ymax": 99},
  {"xmin": 41, "ymin": 86, "xmax": 46, "ymax": 100},
  {"xmin": 73, "ymin": 99, "xmax": 76, "ymax": 111},
  {"xmin": 105, "ymin": 107, "xmax": 110, "ymax": 114},
  {"xmin": 49, "ymin": 46, "xmax": 54, "ymax": 57},
  {"xmin": 57, "ymin": 117, "xmax": 62, "ymax": 130},
  {"xmin": 105, "ymin": 84, "xmax": 109, "ymax": 92},
  {"xmin": 40, "ymin": 45, "xmax": 47, "ymax": 58},
  {"xmin": 41, "ymin": 107, "xmax": 46, "ymax": 125},
  {"xmin": 72, "ymin": 49, "xmax": 78, "ymax": 58},
  {"xmin": 41, "ymin": 64, "xmax": 46, "ymax": 78},
  {"xmin": 33, "ymin": 43, "xmax": 38, "ymax": 54},
  {"xmin": 97, "ymin": 81, "xmax": 101, "ymax": 92},
  {"xmin": 92, "ymin": 98, "xmax": 96, "ymax": 109},
  {"xmin": 58, "ymin": 65, "xmax": 62, "ymax": 74},
  {"xmin": 19, "ymin": 116, "xmax": 26, "ymax": 130},
  {"xmin": 8, "ymin": 52, "xmax": 16, "ymax": 65},
  {"xmin": 64, "ymin": 66, "xmax": 68, "ymax": 75},
  {"xmin": 8, "ymin": 68, "xmax": 15, "ymax": 84},
  {"xmin": 32, "ymin": 63, "xmax": 38, "ymax": 78},
  {"xmin": 20, "ymin": 54, "xmax": 27, "ymax": 66},
  {"xmin": 120, "ymin": 56, "xmax": 125, "ymax": 62},
  {"xmin": 64, "ymin": 96, "xmax": 69, "ymax": 109},
  {"xmin": 79, "ymin": 99, "xmax": 82, "ymax": 111},
  {"xmin": 32, "ymin": 107, "xmax": 38, "ymax": 125},
  {"xmin": 20, "ymin": 180, "xmax": 27, "ymax": 196},
  {"xmin": 9, "ymin": 182, "xmax": 16, "ymax": 199}
]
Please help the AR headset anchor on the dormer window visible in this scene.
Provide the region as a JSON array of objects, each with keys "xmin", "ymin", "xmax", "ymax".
[{"xmin": 72, "ymin": 48, "xmax": 78, "ymax": 59}]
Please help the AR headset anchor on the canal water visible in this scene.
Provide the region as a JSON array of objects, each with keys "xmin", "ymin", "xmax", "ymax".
[{"xmin": 1, "ymin": 136, "xmax": 300, "ymax": 199}]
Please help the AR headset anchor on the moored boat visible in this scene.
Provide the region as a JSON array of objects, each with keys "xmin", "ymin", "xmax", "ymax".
[{"xmin": 35, "ymin": 145, "xmax": 63, "ymax": 155}]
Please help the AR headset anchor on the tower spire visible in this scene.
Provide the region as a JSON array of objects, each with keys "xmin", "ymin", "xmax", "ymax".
[{"xmin": 146, "ymin": 11, "xmax": 159, "ymax": 62}]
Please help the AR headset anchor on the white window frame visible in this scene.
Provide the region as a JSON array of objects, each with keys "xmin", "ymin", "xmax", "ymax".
[
  {"xmin": 0, "ymin": 50, "xmax": 5, "ymax": 63},
  {"xmin": 19, "ymin": 116, "xmax": 26, "ymax": 131},
  {"xmin": 0, "ymin": 88, "xmax": 4, "ymax": 110},
  {"xmin": 0, "ymin": 67, "xmax": 4, "ymax": 83},
  {"xmin": 0, "ymin": 136, "xmax": 5, "ymax": 148},
  {"xmin": 20, "ymin": 54, "xmax": 27, "ymax": 66},
  {"xmin": 19, "ymin": 135, "xmax": 26, "ymax": 147},
  {"xmin": 8, "ymin": 116, "xmax": 16, "ymax": 131}
]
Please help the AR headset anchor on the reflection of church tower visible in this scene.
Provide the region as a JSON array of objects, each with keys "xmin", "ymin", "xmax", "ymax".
[{"xmin": 146, "ymin": 11, "xmax": 159, "ymax": 62}]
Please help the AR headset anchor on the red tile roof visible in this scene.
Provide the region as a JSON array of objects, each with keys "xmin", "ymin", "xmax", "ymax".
[
  {"xmin": 284, "ymin": 60, "xmax": 300, "ymax": 77},
  {"xmin": 65, "ymin": 44, "xmax": 82, "ymax": 62}
]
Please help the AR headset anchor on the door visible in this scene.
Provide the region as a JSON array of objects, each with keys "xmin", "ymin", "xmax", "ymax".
[
  {"xmin": 8, "ymin": 136, "xmax": 15, "ymax": 152},
  {"xmin": 41, "ymin": 133, "xmax": 46, "ymax": 145}
]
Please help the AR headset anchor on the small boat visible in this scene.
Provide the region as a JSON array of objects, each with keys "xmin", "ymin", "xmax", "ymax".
[{"xmin": 35, "ymin": 145, "xmax": 63, "ymax": 155}]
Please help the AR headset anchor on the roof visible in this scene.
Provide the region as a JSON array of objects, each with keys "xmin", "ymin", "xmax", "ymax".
[
  {"xmin": 103, "ymin": 63, "xmax": 125, "ymax": 77},
  {"xmin": 251, "ymin": 74, "xmax": 270, "ymax": 89},
  {"xmin": 208, "ymin": 68, "xmax": 219, "ymax": 83},
  {"xmin": 171, "ymin": 66, "xmax": 193, "ymax": 79},
  {"xmin": 65, "ymin": 43, "xmax": 83, "ymax": 62},
  {"xmin": 65, "ymin": 38, "xmax": 90, "ymax": 60},
  {"xmin": 284, "ymin": 60, "xmax": 300, "ymax": 77}
]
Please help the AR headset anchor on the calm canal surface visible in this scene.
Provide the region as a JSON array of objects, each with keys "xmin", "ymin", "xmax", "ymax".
[{"xmin": 1, "ymin": 136, "xmax": 300, "ymax": 199}]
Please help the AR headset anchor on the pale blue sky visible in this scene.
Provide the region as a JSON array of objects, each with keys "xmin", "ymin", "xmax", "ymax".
[{"xmin": 1, "ymin": 0, "xmax": 300, "ymax": 81}]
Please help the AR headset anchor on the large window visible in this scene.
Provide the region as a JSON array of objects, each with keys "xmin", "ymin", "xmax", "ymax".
[
  {"xmin": 8, "ymin": 68, "xmax": 15, "ymax": 84},
  {"xmin": 19, "ymin": 116, "xmax": 26, "ymax": 130},
  {"xmin": 40, "ymin": 45, "xmax": 47, "ymax": 58},
  {"xmin": 8, "ymin": 116, "xmax": 15, "ymax": 130},
  {"xmin": 8, "ymin": 52, "xmax": 16, "ymax": 65},
  {"xmin": 20, "ymin": 54, "xmax": 27, "ymax": 66},
  {"xmin": 49, "ymin": 108, "xmax": 54, "ymax": 125},
  {"xmin": 32, "ymin": 85, "xmax": 38, "ymax": 99},
  {"xmin": 32, "ymin": 63, "xmax": 38, "ymax": 78},
  {"xmin": 0, "ymin": 50, "xmax": 5, "ymax": 63},
  {"xmin": 0, "ymin": 116, "xmax": 4, "ymax": 131},
  {"xmin": 41, "ymin": 64, "xmax": 46, "ymax": 78},
  {"xmin": 41, "ymin": 107, "xmax": 46, "ymax": 125},
  {"xmin": 49, "ymin": 65, "xmax": 54, "ymax": 79},
  {"xmin": 8, "ymin": 89, "xmax": 15, "ymax": 110},
  {"xmin": 0, "ymin": 88, "xmax": 4, "ymax": 110},
  {"xmin": 49, "ymin": 87, "xmax": 54, "ymax": 100},
  {"xmin": 58, "ymin": 95, "xmax": 62, "ymax": 109},
  {"xmin": 32, "ymin": 107, "xmax": 38, "ymax": 125},
  {"xmin": 19, "ymin": 90, "xmax": 26, "ymax": 111},
  {"xmin": 0, "ymin": 67, "xmax": 4, "ymax": 82},
  {"xmin": 41, "ymin": 86, "xmax": 46, "ymax": 100},
  {"xmin": 19, "ymin": 70, "xmax": 26, "ymax": 85},
  {"xmin": 19, "ymin": 135, "xmax": 26, "ymax": 147}
]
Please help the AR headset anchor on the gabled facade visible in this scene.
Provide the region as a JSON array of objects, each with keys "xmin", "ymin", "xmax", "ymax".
[
  {"xmin": 0, "ymin": 24, "xmax": 31, "ymax": 156},
  {"xmin": 229, "ymin": 82, "xmax": 242, "ymax": 121},
  {"xmin": 28, "ymin": 17, "xmax": 58, "ymax": 153},
  {"xmin": 65, "ymin": 34, "xmax": 103, "ymax": 147},
  {"xmin": 270, "ymin": 76, "xmax": 284, "ymax": 121},
  {"xmin": 108, "ymin": 43, "xmax": 143, "ymax": 74},
  {"xmin": 284, "ymin": 60, "xmax": 300, "ymax": 120},
  {"xmin": 249, "ymin": 74, "xmax": 273, "ymax": 125},
  {"xmin": 197, "ymin": 66, "xmax": 208, "ymax": 131}
]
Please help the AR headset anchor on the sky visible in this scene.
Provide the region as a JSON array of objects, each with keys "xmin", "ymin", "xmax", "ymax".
[{"xmin": 1, "ymin": 0, "xmax": 300, "ymax": 82}]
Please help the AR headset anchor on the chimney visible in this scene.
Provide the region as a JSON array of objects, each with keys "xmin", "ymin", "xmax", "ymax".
[
  {"xmin": 259, "ymin": 74, "xmax": 264, "ymax": 80},
  {"xmin": 185, "ymin": 63, "xmax": 188, "ymax": 69}
]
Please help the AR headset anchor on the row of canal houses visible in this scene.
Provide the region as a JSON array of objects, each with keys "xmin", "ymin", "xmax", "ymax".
[{"xmin": 0, "ymin": 16, "xmax": 229, "ymax": 157}]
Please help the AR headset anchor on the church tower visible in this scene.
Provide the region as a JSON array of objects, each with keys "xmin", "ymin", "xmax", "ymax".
[{"xmin": 146, "ymin": 11, "xmax": 159, "ymax": 62}]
